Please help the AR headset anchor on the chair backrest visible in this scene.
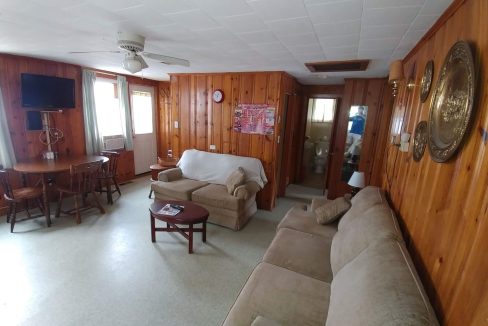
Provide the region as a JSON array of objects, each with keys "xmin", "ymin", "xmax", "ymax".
[
  {"xmin": 69, "ymin": 160, "xmax": 103, "ymax": 193},
  {"xmin": 0, "ymin": 169, "xmax": 14, "ymax": 200},
  {"xmin": 100, "ymin": 151, "xmax": 120, "ymax": 175}
]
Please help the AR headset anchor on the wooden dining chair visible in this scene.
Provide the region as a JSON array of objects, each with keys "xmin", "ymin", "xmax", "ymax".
[
  {"xmin": 0, "ymin": 168, "xmax": 48, "ymax": 232},
  {"xmin": 96, "ymin": 151, "xmax": 121, "ymax": 205},
  {"xmin": 55, "ymin": 160, "xmax": 105, "ymax": 224}
]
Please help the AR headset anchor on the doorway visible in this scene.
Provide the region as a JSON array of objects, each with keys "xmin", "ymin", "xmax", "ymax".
[
  {"xmin": 286, "ymin": 98, "xmax": 337, "ymax": 199},
  {"xmin": 130, "ymin": 85, "xmax": 157, "ymax": 175}
]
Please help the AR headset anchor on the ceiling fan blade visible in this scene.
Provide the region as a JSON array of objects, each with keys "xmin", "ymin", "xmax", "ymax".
[
  {"xmin": 69, "ymin": 50, "xmax": 121, "ymax": 54},
  {"xmin": 142, "ymin": 52, "xmax": 190, "ymax": 67}
]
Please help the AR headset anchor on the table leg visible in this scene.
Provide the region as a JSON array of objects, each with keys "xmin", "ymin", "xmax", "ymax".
[
  {"xmin": 41, "ymin": 175, "xmax": 52, "ymax": 227},
  {"xmin": 202, "ymin": 221, "xmax": 206, "ymax": 243},
  {"xmin": 150, "ymin": 212, "xmax": 156, "ymax": 242},
  {"xmin": 189, "ymin": 223, "xmax": 194, "ymax": 254}
]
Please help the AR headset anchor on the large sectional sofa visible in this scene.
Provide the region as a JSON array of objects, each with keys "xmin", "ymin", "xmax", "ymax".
[
  {"xmin": 151, "ymin": 149, "xmax": 267, "ymax": 231},
  {"xmin": 223, "ymin": 186, "xmax": 439, "ymax": 325}
]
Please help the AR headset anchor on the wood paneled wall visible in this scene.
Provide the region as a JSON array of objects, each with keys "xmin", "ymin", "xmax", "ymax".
[
  {"xmin": 382, "ymin": 0, "xmax": 488, "ymax": 324},
  {"xmin": 159, "ymin": 72, "xmax": 300, "ymax": 210},
  {"xmin": 328, "ymin": 78, "xmax": 393, "ymax": 198}
]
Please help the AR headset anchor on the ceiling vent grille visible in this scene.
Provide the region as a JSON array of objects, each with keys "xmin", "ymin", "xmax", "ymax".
[{"xmin": 305, "ymin": 60, "xmax": 370, "ymax": 72}]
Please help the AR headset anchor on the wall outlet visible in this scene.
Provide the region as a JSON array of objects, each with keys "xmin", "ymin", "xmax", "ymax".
[
  {"xmin": 209, "ymin": 144, "xmax": 216, "ymax": 150},
  {"xmin": 174, "ymin": 121, "xmax": 179, "ymax": 129}
]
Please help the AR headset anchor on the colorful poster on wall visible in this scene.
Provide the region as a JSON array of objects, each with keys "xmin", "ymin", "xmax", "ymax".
[{"xmin": 233, "ymin": 104, "xmax": 275, "ymax": 135}]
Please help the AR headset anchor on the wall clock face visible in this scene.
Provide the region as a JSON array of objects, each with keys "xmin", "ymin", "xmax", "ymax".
[{"xmin": 212, "ymin": 89, "xmax": 224, "ymax": 103}]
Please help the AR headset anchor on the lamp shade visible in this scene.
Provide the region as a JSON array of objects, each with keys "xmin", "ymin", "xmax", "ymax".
[
  {"xmin": 123, "ymin": 56, "xmax": 142, "ymax": 74},
  {"xmin": 348, "ymin": 171, "xmax": 365, "ymax": 188},
  {"xmin": 389, "ymin": 60, "xmax": 404, "ymax": 83}
]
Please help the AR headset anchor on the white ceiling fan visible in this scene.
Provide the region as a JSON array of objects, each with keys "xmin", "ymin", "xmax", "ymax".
[{"xmin": 70, "ymin": 32, "xmax": 190, "ymax": 74}]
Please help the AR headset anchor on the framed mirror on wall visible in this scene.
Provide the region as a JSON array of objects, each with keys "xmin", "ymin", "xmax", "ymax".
[{"xmin": 341, "ymin": 105, "xmax": 368, "ymax": 182}]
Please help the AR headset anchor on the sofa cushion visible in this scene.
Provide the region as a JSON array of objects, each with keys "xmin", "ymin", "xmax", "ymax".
[
  {"xmin": 226, "ymin": 167, "xmax": 246, "ymax": 194},
  {"xmin": 326, "ymin": 238, "xmax": 439, "ymax": 326},
  {"xmin": 223, "ymin": 262, "xmax": 330, "ymax": 326},
  {"xmin": 192, "ymin": 184, "xmax": 243, "ymax": 211},
  {"xmin": 338, "ymin": 186, "xmax": 386, "ymax": 231},
  {"xmin": 263, "ymin": 228, "xmax": 333, "ymax": 282},
  {"xmin": 151, "ymin": 179, "xmax": 209, "ymax": 200},
  {"xmin": 330, "ymin": 204, "xmax": 402, "ymax": 275},
  {"xmin": 277, "ymin": 206, "xmax": 337, "ymax": 239},
  {"xmin": 315, "ymin": 197, "xmax": 351, "ymax": 225}
]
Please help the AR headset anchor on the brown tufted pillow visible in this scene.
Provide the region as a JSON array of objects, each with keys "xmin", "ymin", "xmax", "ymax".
[
  {"xmin": 315, "ymin": 197, "xmax": 351, "ymax": 224},
  {"xmin": 226, "ymin": 167, "xmax": 246, "ymax": 194}
]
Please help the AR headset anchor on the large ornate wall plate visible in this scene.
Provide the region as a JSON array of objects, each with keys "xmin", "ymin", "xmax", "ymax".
[
  {"xmin": 420, "ymin": 60, "xmax": 434, "ymax": 103},
  {"xmin": 428, "ymin": 41, "xmax": 476, "ymax": 163},
  {"xmin": 413, "ymin": 121, "xmax": 428, "ymax": 162}
]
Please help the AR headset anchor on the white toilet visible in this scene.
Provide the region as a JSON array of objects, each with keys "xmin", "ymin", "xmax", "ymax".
[{"xmin": 314, "ymin": 140, "xmax": 329, "ymax": 174}]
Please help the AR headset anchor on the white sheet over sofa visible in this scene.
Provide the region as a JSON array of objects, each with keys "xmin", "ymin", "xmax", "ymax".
[{"xmin": 177, "ymin": 149, "xmax": 268, "ymax": 188}]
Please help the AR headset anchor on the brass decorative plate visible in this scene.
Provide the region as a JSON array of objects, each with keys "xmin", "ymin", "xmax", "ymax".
[
  {"xmin": 413, "ymin": 121, "xmax": 428, "ymax": 162},
  {"xmin": 420, "ymin": 60, "xmax": 434, "ymax": 103},
  {"xmin": 428, "ymin": 41, "xmax": 476, "ymax": 163}
]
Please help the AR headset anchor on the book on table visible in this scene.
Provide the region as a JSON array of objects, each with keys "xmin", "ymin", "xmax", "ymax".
[{"xmin": 158, "ymin": 204, "xmax": 183, "ymax": 216}]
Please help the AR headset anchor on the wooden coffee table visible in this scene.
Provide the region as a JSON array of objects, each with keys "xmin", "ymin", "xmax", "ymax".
[{"xmin": 150, "ymin": 200, "xmax": 209, "ymax": 254}]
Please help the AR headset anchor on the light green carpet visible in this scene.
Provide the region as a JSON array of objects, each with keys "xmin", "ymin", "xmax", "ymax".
[{"xmin": 0, "ymin": 176, "xmax": 305, "ymax": 326}]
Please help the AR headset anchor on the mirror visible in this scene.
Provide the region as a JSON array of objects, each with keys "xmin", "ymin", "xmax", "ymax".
[{"xmin": 341, "ymin": 105, "xmax": 368, "ymax": 182}]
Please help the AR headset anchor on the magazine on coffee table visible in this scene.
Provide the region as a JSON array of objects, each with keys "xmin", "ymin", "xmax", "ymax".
[{"xmin": 157, "ymin": 204, "xmax": 184, "ymax": 216}]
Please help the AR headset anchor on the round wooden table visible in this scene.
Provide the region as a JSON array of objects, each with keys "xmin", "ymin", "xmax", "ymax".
[
  {"xmin": 13, "ymin": 155, "xmax": 108, "ymax": 223},
  {"xmin": 150, "ymin": 200, "xmax": 209, "ymax": 254},
  {"xmin": 148, "ymin": 158, "xmax": 178, "ymax": 198}
]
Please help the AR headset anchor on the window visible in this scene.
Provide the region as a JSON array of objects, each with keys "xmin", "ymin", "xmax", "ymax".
[
  {"xmin": 131, "ymin": 90, "xmax": 153, "ymax": 134},
  {"xmin": 94, "ymin": 79, "xmax": 124, "ymax": 137},
  {"xmin": 311, "ymin": 99, "xmax": 335, "ymax": 122}
]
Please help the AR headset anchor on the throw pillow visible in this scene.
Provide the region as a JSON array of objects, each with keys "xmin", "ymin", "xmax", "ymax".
[
  {"xmin": 315, "ymin": 197, "xmax": 351, "ymax": 224},
  {"xmin": 226, "ymin": 167, "xmax": 246, "ymax": 194}
]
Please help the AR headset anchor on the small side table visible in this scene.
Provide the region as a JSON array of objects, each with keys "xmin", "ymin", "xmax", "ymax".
[{"xmin": 148, "ymin": 158, "xmax": 178, "ymax": 199}]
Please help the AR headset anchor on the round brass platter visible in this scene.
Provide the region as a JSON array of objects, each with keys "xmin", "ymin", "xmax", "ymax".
[
  {"xmin": 420, "ymin": 60, "xmax": 434, "ymax": 103},
  {"xmin": 413, "ymin": 121, "xmax": 428, "ymax": 162},
  {"xmin": 428, "ymin": 41, "xmax": 476, "ymax": 163}
]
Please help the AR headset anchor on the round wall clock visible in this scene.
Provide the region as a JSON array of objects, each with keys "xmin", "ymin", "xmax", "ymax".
[
  {"xmin": 420, "ymin": 60, "xmax": 434, "ymax": 103},
  {"xmin": 413, "ymin": 121, "xmax": 428, "ymax": 162},
  {"xmin": 212, "ymin": 89, "xmax": 224, "ymax": 103}
]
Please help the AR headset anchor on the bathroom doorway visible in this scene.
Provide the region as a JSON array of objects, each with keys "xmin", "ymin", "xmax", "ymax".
[{"xmin": 299, "ymin": 98, "xmax": 337, "ymax": 190}]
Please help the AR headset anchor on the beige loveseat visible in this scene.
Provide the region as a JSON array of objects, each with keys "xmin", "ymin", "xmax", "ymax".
[
  {"xmin": 223, "ymin": 186, "xmax": 439, "ymax": 325},
  {"xmin": 151, "ymin": 149, "xmax": 267, "ymax": 231}
]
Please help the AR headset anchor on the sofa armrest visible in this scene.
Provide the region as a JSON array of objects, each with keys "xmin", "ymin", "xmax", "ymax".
[
  {"xmin": 158, "ymin": 167, "xmax": 183, "ymax": 182},
  {"xmin": 234, "ymin": 181, "xmax": 261, "ymax": 200}
]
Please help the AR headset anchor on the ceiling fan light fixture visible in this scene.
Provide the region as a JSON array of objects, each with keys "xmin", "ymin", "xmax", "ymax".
[{"xmin": 123, "ymin": 55, "xmax": 142, "ymax": 74}]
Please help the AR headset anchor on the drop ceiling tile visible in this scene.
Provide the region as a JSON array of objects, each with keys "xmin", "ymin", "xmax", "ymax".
[
  {"xmin": 323, "ymin": 45, "xmax": 358, "ymax": 60},
  {"xmin": 143, "ymin": 0, "xmax": 196, "ymax": 14},
  {"xmin": 247, "ymin": 0, "xmax": 308, "ymax": 22},
  {"xmin": 361, "ymin": 24, "xmax": 410, "ymax": 39},
  {"xmin": 277, "ymin": 33, "xmax": 318, "ymax": 46},
  {"xmin": 249, "ymin": 42, "xmax": 289, "ymax": 54},
  {"xmin": 320, "ymin": 33, "xmax": 360, "ymax": 48},
  {"xmin": 266, "ymin": 17, "xmax": 315, "ymax": 36},
  {"xmin": 306, "ymin": 0, "xmax": 363, "ymax": 25},
  {"xmin": 193, "ymin": 27, "xmax": 239, "ymax": 41},
  {"xmin": 62, "ymin": 3, "xmax": 126, "ymax": 26},
  {"xmin": 364, "ymin": 0, "xmax": 425, "ymax": 9},
  {"xmin": 410, "ymin": 14, "xmax": 440, "ymax": 31},
  {"xmin": 218, "ymin": 13, "xmax": 268, "ymax": 33},
  {"xmin": 293, "ymin": 52, "xmax": 327, "ymax": 63},
  {"xmin": 149, "ymin": 24, "xmax": 199, "ymax": 41},
  {"xmin": 164, "ymin": 10, "xmax": 220, "ymax": 31},
  {"xmin": 237, "ymin": 30, "xmax": 278, "ymax": 44},
  {"xmin": 358, "ymin": 48, "xmax": 393, "ymax": 59},
  {"xmin": 362, "ymin": 6, "xmax": 422, "ymax": 26},
  {"xmin": 286, "ymin": 43, "xmax": 323, "ymax": 55},
  {"xmin": 190, "ymin": 0, "xmax": 253, "ymax": 17},
  {"xmin": 90, "ymin": 0, "xmax": 143, "ymax": 11},
  {"xmin": 359, "ymin": 37, "xmax": 401, "ymax": 50},
  {"xmin": 420, "ymin": 0, "xmax": 453, "ymax": 15},
  {"xmin": 115, "ymin": 5, "xmax": 170, "ymax": 28},
  {"xmin": 314, "ymin": 20, "xmax": 361, "ymax": 38}
]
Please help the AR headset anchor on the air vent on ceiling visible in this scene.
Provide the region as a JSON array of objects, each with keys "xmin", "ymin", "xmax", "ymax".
[{"xmin": 305, "ymin": 60, "xmax": 370, "ymax": 73}]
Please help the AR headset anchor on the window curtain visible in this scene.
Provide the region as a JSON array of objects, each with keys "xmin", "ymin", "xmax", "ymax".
[
  {"xmin": 117, "ymin": 76, "xmax": 133, "ymax": 150},
  {"xmin": 82, "ymin": 69, "xmax": 102, "ymax": 155},
  {"xmin": 0, "ymin": 86, "xmax": 17, "ymax": 168}
]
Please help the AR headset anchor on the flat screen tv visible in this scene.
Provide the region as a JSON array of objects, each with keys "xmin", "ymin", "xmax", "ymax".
[{"xmin": 21, "ymin": 73, "xmax": 75, "ymax": 109}]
